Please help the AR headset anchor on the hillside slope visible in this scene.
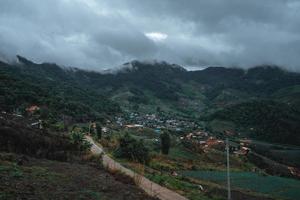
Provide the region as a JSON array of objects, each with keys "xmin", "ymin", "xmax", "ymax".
[{"xmin": 0, "ymin": 113, "xmax": 156, "ymax": 200}]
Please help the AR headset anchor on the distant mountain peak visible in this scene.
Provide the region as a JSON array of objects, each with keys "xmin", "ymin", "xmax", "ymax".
[
  {"xmin": 100, "ymin": 62, "xmax": 134, "ymax": 74},
  {"xmin": 16, "ymin": 55, "xmax": 36, "ymax": 66},
  {"xmin": 129, "ymin": 60, "xmax": 187, "ymax": 72},
  {"xmin": 99, "ymin": 60, "xmax": 186, "ymax": 75}
]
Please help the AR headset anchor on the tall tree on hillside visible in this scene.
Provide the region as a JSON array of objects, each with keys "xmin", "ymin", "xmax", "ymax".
[
  {"xmin": 96, "ymin": 123, "xmax": 102, "ymax": 139},
  {"xmin": 160, "ymin": 132, "xmax": 171, "ymax": 155}
]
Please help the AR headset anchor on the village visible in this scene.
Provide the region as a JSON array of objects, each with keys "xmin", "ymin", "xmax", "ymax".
[
  {"xmin": 115, "ymin": 112, "xmax": 198, "ymax": 132},
  {"xmin": 6, "ymin": 105, "xmax": 300, "ymax": 180},
  {"xmin": 112, "ymin": 112, "xmax": 251, "ymax": 157},
  {"xmin": 3, "ymin": 105, "xmax": 252, "ymax": 158}
]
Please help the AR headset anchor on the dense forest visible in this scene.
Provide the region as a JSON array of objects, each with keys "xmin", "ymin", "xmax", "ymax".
[
  {"xmin": 210, "ymin": 100, "xmax": 300, "ymax": 145},
  {"xmin": 0, "ymin": 58, "xmax": 120, "ymax": 123}
]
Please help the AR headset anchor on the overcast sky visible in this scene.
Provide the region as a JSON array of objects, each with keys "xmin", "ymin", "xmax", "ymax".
[{"xmin": 0, "ymin": 0, "xmax": 300, "ymax": 71}]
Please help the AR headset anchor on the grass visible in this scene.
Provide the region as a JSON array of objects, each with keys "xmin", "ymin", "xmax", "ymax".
[
  {"xmin": 147, "ymin": 173, "xmax": 196, "ymax": 191},
  {"xmin": 0, "ymin": 160, "xmax": 67, "ymax": 183},
  {"xmin": 168, "ymin": 146, "xmax": 200, "ymax": 160},
  {"xmin": 208, "ymin": 119, "xmax": 236, "ymax": 133},
  {"xmin": 249, "ymin": 140, "xmax": 300, "ymax": 167},
  {"xmin": 0, "ymin": 153, "xmax": 156, "ymax": 200},
  {"xmin": 182, "ymin": 170, "xmax": 300, "ymax": 200},
  {"xmin": 79, "ymin": 190, "xmax": 103, "ymax": 200},
  {"xmin": 146, "ymin": 173, "xmax": 221, "ymax": 200},
  {"xmin": 0, "ymin": 163, "xmax": 23, "ymax": 178}
]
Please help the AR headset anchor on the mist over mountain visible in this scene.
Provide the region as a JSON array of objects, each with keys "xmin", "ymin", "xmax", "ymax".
[
  {"xmin": 1, "ymin": 0, "xmax": 300, "ymax": 71},
  {"xmin": 1, "ymin": 56, "xmax": 300, "ymax": 145}
]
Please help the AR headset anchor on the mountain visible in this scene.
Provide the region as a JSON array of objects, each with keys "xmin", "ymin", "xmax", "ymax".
[
  {"xmin": 1, "ymin": 56, "xmax": 300, "ymax": 145},
  {"xmin": 0, "ymin": 56, "xmax": 121, "ymax": 123}
]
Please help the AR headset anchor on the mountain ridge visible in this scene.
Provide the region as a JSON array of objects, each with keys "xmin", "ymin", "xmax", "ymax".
[{"xmin": 1, "ymin": 55, "xmax": 300, "ymax": 145}]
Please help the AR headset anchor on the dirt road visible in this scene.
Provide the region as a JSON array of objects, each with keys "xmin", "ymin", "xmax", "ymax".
[{"xmin": 86, "ymin": 136, "xmax": 188, "ymax": 200}]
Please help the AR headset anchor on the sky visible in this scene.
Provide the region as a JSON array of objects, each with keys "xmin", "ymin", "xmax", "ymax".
[{"xmin": 0, "ymin": 0, "xmax": 300, "ymax": 71}]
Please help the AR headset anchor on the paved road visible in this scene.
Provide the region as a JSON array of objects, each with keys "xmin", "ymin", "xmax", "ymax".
[{"xmin": 86, "ymin": 136, "xmax": 188, "ymax": 200}]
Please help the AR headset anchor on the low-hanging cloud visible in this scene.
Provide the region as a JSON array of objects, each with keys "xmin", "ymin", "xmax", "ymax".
[{"xmin": 0, "ymin": 0, "xmax": 299, "ymax": 71}]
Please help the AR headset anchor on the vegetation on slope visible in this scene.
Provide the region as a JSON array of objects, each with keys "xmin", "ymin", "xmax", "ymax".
[
  {"xmin": 0, "ymin": 58, "xmax": 120, "ymax": 123},
  {"xmin": 209, "ymin": 100, "xmax": 300, "ymax": 145}
]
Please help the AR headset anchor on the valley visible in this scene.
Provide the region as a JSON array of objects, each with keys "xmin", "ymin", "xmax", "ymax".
[{"xmin": 1, "ymin": 57, "xmax": 300, "ymax": 200}]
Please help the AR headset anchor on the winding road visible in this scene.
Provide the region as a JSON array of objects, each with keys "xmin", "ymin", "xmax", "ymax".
[{"xmin": 85, "ymin": 136, "xmax": 188, "ymax": 200}]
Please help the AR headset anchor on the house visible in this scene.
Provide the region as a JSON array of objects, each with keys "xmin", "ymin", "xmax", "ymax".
[
  {"xmin": 234, "ymin": 147, "xmax": 250, "ymax": 156},
  {"xmin": 228, "ymin": 141, "xmax": 239, "ymax": 152},
  {"xmin": 124, "ymin": 124, "xmax": 144, "ymax": 128},
  {"xmin": 13, "ymin": 113, "xmax": 23, "ymax": 118},
  {"xmin": 154, "ymin": 128, "xmax": 161, "ymax": 133},
  {"xmin": 26, "ymin": 105, "xmax": 40, "ymax": 113},
  {"xmin": 240, "ymin": 139, "xmax": 252, "ymax": 147},
  {"xmin": 224, "ymin": 130, "xmax": 236, "ymax": 136},
  {"xmin": 288, "ymin": 167, "xmax": 300, "ymax": 178},
  {"xmin": 102, "ymin": 127, "xmax": 108, "ymax": 133},
  {"xmin": 241, "ymin": 147, "xmax": 250, "ymax": 155},
  {"xmin": 206, "ymin": 137, "xmax": 225, "ymax": 150},
  {"xmin": 199, "ymin": 140, "xmax": 206, "ymax": 145},
  {"xmin": 171, "ymin": 171, "xmax": 178, "ymax": 177},
  {"xmin": 194, "ymin": 131, "xmax": 208, "ymax": 137},
  {"xmin": 186, "ymin": 133, "xmax": 193, "ymax": 139},
  {"xmin": 31, "ymin": 120, "xmax": 43, "ymax": 129}
]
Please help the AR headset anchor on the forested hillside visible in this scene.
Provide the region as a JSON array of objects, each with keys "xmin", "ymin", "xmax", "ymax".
[
  {"xmin": 0, "ymin": 57, "xmax": 120, "ymax": 123},
  {"xmin": 210, "ymin": 100, "xmax": 300, "ymax": 145},
  {"xmin": 1, "ymin": 56, "xmax": 300, "ymax": 145}
]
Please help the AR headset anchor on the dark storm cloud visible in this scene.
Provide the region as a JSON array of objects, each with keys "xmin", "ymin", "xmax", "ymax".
[{"xmin": 0, "ymin": 0, "xmax": 299, "ymax": 71}]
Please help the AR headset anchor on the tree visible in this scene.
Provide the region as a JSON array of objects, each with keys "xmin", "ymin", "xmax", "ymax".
[
  {"xmin": 160, "ymin": 132, "xmax": 171, "ymax": 155},
  {"xmin": 70, "ymin": 129, "xmax": 91, "ymax": 151},
  {"xmin": 96, "ymin": 123, "xmax": 102, "ymax": 139},
  {"xmin": 156, "ymin": 106, "xmax": 161, "ymax": 113},
  {"xmin": 132, "ymin": 104, "xmax": 139, "ymax": 111},
  {"xmin": 115, "ymin": 133, "xmax": 150, "ymax": 164}
]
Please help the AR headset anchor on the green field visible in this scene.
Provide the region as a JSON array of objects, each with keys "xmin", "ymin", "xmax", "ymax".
[{"xmin": 181, "ymin": 170, "xmax": 300, "ymax": 200}]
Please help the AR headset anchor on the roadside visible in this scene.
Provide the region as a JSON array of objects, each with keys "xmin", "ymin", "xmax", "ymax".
[
  {"xmin": 86, "ymin": 136, "xmax": 188, "ymax": 200},
  {"xmin": 0, "ymin": 113, "xmax": 158, "ymax": 200}
]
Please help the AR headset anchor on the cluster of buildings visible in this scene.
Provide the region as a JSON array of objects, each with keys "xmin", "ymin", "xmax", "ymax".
[
  {"xmin": 114, "ymin": 113, "xmax": 251, "ymax": 156},
  {"xmin": 1, "ymin": 107, "xmax": 44, "ymax": 130},
  {"xmin": 181, "ymin": 131, "xmax": 225, "ymax": 150},
  {"xmin": 180, "ymin": 130, "xmax": 251, "ymax": 155},
  {"xmin": 25, "ymin": 105, "xmax": 44, "ymax": 129},
  {"xmin": 115, "ymin": 112, "xmax": 197, "ymax": 132}
]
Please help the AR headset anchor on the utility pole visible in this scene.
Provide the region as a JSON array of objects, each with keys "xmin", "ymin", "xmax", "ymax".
[
  {"xmin": 226, "ymin": 138, "xmax": 231, "ymax": 200},
  {"xmin": 88, "ymin": 121, "xmax": 92, "ymax": 135}
]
